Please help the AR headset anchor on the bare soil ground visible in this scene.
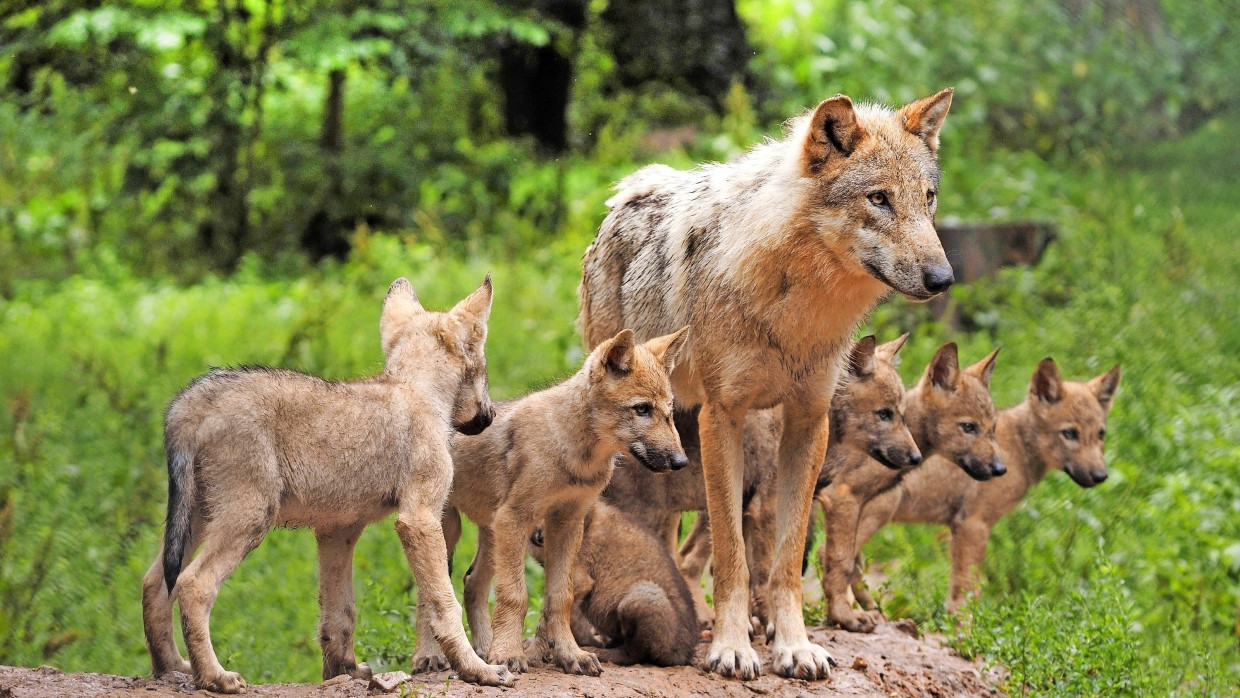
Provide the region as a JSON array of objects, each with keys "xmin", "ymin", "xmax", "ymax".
[{"xmin": 0, "ymin": 622, "xmax": 1004, "ymax": 697}]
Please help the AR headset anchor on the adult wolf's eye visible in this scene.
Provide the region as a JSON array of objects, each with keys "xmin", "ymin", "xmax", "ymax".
[
  {"xmin": 633, "ymin": 403, "xmax": 652, "ymax": 417},
  {"xmin": 875, "ymin": 408, "xmax": 894, "ymax": 422},
  {"xmin": 867, "ymin": 192, "xmax": 888, "ymax": 207},
  {"xmin": 1061, "ymin": 428, "xmax": 1079, "ymax": 441},
  {"xmin": 926, "ymin": 190, "xmax": 937, "ymax": 205},
  {"xmin": 960, "ymin": 421, "xmax": 978, "ymax": 435}
]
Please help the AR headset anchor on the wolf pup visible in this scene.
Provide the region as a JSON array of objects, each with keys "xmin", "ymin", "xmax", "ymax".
[
  {"xmin": 850, "ymin": 358, "xmax": 1121, "ymax": 612},
  {"xmin": 140, "ymin": 277, "xmax": 514, "ymax": 692},
  {"xmin": 579, "ymin": 87, "xmax": 957, "ymax": 679},
  {"xmin": 411, "ymin": 327, "xmax": 690, "ymax": 677},
  {"xmin": 527, "ymin": 500, "xmax": 699, "ymax": 667},
  {"xmin": 815, "ymin": 341, "xmax": 1004, "ymax": 632}
]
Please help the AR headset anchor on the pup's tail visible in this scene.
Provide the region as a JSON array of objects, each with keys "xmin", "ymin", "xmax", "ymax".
[{"xmin": 162, "ymin": 433, "xmax": 195, "ymax": 594}]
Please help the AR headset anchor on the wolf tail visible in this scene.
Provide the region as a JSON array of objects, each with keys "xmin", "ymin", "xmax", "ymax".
[{"xmin": 162, "ymin": 433, "xmax": 195, "ymax": 594}]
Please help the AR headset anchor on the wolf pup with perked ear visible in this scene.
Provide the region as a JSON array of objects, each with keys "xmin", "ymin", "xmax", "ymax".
[
  {"xmin": 580, "ymin": 88, "xmax": 957, "ymax": 679},
  {"xmin": 140, "ymin": 277, "xmax": 515, "ymax": 693},
  {"xmin": 411, "ymin": 327, "xmax": 691, "ymax": 677},
  {"xmin": 815, "ymin": 341, "xmax": 1004, "ymax": 632},
  {"xmin": 526, "ymin": 499, "xmax": 699, "ymax": 667},
  {"xmin": 849, "ymin": 358, "xmax": 1121, "ymax": 613}
]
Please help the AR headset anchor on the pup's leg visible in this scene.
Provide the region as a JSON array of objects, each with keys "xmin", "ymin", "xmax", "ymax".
[
  {"xmin": 540, "ymin": 502, "xmax": 601, "ymax": 676},
  {"xmin": 660, "ymin": 512, "xmax": 682, "ymax": 563},
  {"xmin": 677, "ymin": 512, "xmax": 716, "ymax": 630},
  {"xmin": 846, "ymin": 488, "xmax": 903, "ymax": 613},
  {"xmin": 743, "ymin": 492, "xmax": 777, "ymax": 634},
  {"xmin": 463, "ymin": 527, "xmax": 495, "ymax": 656},
  {"xmin": 443, "ymin": 506, "xmax": 462, "ymax": 576},
  {"xmin": 767, "ymin": 391, "xmax": 834, "ymax": 680},
  {"xmin": 316, "ymin": 525, "xmax": 371, "ymax": 681},
  {"xmin": 142, "ymin": 525, "xmax": 202, "ymax": 678},
  {"xmin": 395, "ymin": 476, "xmax": 514, "ymax": 687},
  {"xmin": 412, "ymin": 508, "xmax": 467, "ymax": 673},
  {"xmin": 177, "ymin": 515, "xmax": 268, "ymax": 693},
  {"xmin": 947, "ymin": 517, "xmax": 992, "ymax": 613},
  {"xmin": 698, "ymin": 400, "xmax": 761, "ymax": 679},
  {"xmin": 818, "ymin": 486, "xmax": 875, "ymax": 632},
  {"xmin": 485, "ymin": 507, "xmax": 532, "ymax": 673}
]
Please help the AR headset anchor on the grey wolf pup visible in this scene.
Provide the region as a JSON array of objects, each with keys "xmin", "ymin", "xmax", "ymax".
[
  {"xmin": 580, "ymin": 87, "xmax": 957, "ymax": 679},
  {"xmin": 140, "ymin": 277, "xmax": 514, "ymax": 692},
  {"xmin": 850, "ymin": 358, "xmax": 1121, "ymax": 612},
  {"xmin": 411, "ymin": 327, "xmax": 690, "ymax": 677}
]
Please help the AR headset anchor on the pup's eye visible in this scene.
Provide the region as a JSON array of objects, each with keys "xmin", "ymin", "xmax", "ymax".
[
  {"xmin": 633, "ymin": 403, "xmax": 652, "ymax": 417},
  {"xmin": 1099, "ymin": 429, "xmax": 1106, "ymax": 440},
  {"xmin": 926, "ymin": 190, "xmax": 937, "ymax": 205},
  {"xmin": 875, "ymin": 408, "xmax": 894, "ymax": 422},
  {"xmin": 960, "ymin": 421, "xmax": 978, "ymax": 435},
  {"xmin": 867, "ymin": 192, "xmax": 888, "ymax": 207},
  {"xmin": 1061, "ymin": 428, "xmax": 1080, "ymax": 441}
]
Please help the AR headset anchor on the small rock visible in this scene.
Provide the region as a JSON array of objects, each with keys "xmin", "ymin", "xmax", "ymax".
[
  {"xmin": 851, "ymin": 656, "xmax": 869, "ymax": 672},
  {"xmin": 369, "ymin": 671, "xmax": 411, "ymax": 692},
  {"xmin": 36, "ymin": 665, "xmax": 64, "ymax": 675},
  {"xmin": 892, "ymin": 618, "xmax": 920, "ymax": 638},
  {"xmin": 322, "ymin": 673, "xmax": 352, "ymax": 686}
]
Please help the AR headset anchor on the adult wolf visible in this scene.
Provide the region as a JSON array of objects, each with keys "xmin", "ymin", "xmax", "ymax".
[
  {"xmin": 579, "ymin": 88, "xmax": 956, "ymax": 680},
  {"xmin": 140, "ymin": 277, "xmax": 514, "ymax": 692}
]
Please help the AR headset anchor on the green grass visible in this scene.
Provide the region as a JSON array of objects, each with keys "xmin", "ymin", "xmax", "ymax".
[{"xmin": 2, "ymin": 116, "xmax": 1239, "ymax": 694}]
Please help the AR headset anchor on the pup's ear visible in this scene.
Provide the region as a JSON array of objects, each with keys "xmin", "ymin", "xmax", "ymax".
[
  {"xmin": 925, "ymin": 342, "xmax": 960, "ymax": 391},
  {"xmin": 805, "ymin": 95, "xmax": 865, "ymax": 171},
  {"xmin": 875, "ymin": 332, "xmax": 910, "ymax": 367},
  {"xmin": 1030, "ymin": 358, "xmax": 1064, "ymax": 403},
  {"xmin": 645, "ymin": 325, "xmax": 691, "ymax": 375},
  {"xmin": 451, "ymin": 273, "xmax": 494, "ymax": 325},
  {"xmin": 847, "ymin": 335, "xmax": 878, "ymax": 378},
  {"xmin": 1089, "ymin": 364, "xmax": 1122, "ymax": 412},
  {"xmin": 381, "ymin": 277, "xmax": 423, "ymax": 353},
  {"xmin": 595, "ymin": 329, "xmax": 636, "ymax": 378},
  {"xmin": 899, "ymin": 87, "xmax": 953, "ymax": 152},
  {"xmin": 966, "ymin": 347, "xmax": 1001, "ymax": 387}
]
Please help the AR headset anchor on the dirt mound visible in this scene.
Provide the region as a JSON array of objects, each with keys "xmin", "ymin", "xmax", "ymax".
[{"xmin": 0, "ymin": 623, "xmax": 1003, "ymax": 697}]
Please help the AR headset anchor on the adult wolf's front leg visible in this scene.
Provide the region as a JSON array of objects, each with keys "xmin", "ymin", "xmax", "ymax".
[
  {"xmin": 698, "ymin": 401, "xmax": 762, "ymax": 679},
  {"xmin": 769, "ymin": 389, "xmax": 835, "ymax": 680}
]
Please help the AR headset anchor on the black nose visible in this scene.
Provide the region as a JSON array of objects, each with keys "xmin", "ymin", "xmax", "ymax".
[
  {"xmin": 990, "ymin": 460, "xmax": 1007, "ymax": 477},
  {"xmin": 1092, "ymin": 471, "xmax": 1108, "ymax": 484},
  {"xmin": 670, "ymin": 452, "xmax": 689, "ymax": 470},
  {"xmin": 923, "ymin": 265, "xmax": 955, "ymax": 294},
  {"xmin": 909, "ymin": 450, "xmax": 923, "ymax": 466},
  {"xmin": 454, "ymin": 409, "xmax": 493, "ymax": 435}
]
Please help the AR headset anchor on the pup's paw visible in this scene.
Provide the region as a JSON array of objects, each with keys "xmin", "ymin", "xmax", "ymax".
[
  {"xmin": 770, "ymin": 640, "xmax": 833, "ymax": 681},
  {"xmin": 458, "ymin": 663, "xmax": 516, "ymax": 687},
  {"xmin": 155, "ymin": 658, "xmax": 192, "ymax": 677},
  {"xmin": 701, "ymin": 640, "xmax": 762, "ymax": 680},
  {"xmin": 411, "ymin": 654, "xmax": 451, "ymax": 674},
  {"xmin": 198, "ymin": 669, "xmax": 247, "ymax": 694},
  {"xmin": 555, "ymin": 649, "xmax": 602, "ymax": 677},
  {"xmin": 829, "ymin": 607, "xmax": 878, "ymax": 634}
]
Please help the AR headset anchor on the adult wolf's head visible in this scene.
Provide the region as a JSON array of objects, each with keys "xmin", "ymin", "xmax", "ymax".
[
  {"xmin": 587, "ymin": 326, "xmax": 691, "ymax": 473},
  {"xmin": 1026, "ymin": 359, "xmax": 1121, "ymax": 488},
  {"xmin": 831, "ymin": 334, "xmax": 921, "ymax": 469},
  {"xmin": 800, "ymin": 88, "xmax": 955, "ymax": 301},
  {"xmin": 907, "ymin": 342, "xmax": 1006, "ymax": 481},
  {"xmin": 380, "ymin": 275, "xmax": 495, "ymax": 435}
]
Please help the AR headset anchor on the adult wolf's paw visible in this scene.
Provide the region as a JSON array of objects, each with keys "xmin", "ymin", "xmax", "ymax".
[
  {"xmin": 489, "ymin": 653, "xmax": 529, "ymax": 674},
  {"xmin": 555, "ymin": 649, "xmax": 602, "ymax": 676},
  {"xmin": 411, "ymin": 652, "xmax": 451, "ymax": 674},
  {"xmin": 198, "ymin": 669, "xmax": 247, "ymax": 693},
  {"xmin": 458, "ymin": 663, "xmax": 516, "ymax": 687},
  {"xmin": 771, "ymin": 641, "xmax": 834, "ymax": 681},
  {"xmin": 829, "ymin": 606, "xmax": 878, "ymax": 633},
  {"xmin": 154, "ymin": 658, "xmax": 192, "ymax": 677},
  {"xmin": 702, "ymin": 641, "xmax": 762, "ymax": 680}
]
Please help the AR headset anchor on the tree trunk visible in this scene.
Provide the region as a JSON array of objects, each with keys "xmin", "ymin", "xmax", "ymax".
[{"xmin": 301, "ymin": 68, "xmax": 351, "ymax": 261}]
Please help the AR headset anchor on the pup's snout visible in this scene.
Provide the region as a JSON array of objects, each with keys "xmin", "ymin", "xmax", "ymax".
[
  {"xmin": 990, "ymin": 459, "xmax": 1007, "ymax": 477},
  {"xmin": 1092, "ymin": 470, "xmax": 1108, "ymax": 484},
  {"xmin": 908, "ymin": 449, "xmax": 923, "ymax": 466},
  {"xmin": 455, "ymin": 407, "xmax": 494, "ymax": 436},
  {"xmin": 670, "ymin": 451, "xmax": 689, "ymax": 471},
  {"xmin": 923, "ymin": 265, "xmax": 955, "ymax": 295}
]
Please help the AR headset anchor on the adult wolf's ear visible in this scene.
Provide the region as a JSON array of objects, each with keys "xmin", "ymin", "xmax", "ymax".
[
  {"xmin": 966, "ymin": 347, "xmax": 1001, "ymax": 388},
  {"xmin": 875, "ymin": 333, "xmax": 910, "ymax": 368},
  {"xmin": 645, "ymin": 325, "xmax": 691, "ymax": 375},
  {"xmin": 899, "ymin": 87, "xmax": 954, "ymax": 152},
  {"xmin": 925, "ymin": 342, "xmax": 961, "ymax": 391},
  {"xmin": 847, "ymin": 335, "xmax": 878, "ymax": 378},
  {"xmin": 381, "ymin": 277, "xmax": 424, "ymax": 353},
  {"xmin": 1030, "ymin": 357, "xmax": 1064, "ymax": 403},
  {"xmin": 1089, "ymin": 364, "xmax": 1122, "ymax": 412},
  {"xmin": 595, "ymin": 328, "xmax": 637, "ymax": 378},
  {"xmin": 805, "ymin": 94, "xmax": 864, "ymax": 170}
]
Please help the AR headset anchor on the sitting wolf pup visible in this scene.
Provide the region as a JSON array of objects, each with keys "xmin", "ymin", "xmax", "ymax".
[
  {"xmin": 412, "ymin": 327, "xmax": 690, "ymax": 677},
  {"xmin": 140, "ymin": 277, "xmax": 514, "ymax": 693},
  {"xmin": 526, "ymin": 499, "xmax": 699, "ymax": 667},
  {"xmin": 849, "ymin": 358, "xmax": 1121, "ymax": 612}
]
